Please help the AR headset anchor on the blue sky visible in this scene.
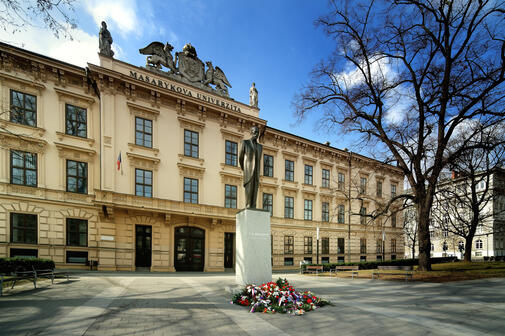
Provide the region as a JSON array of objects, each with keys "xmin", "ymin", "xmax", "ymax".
[{"xmin": 2, "ymin": 1, "xmax": 359, "ymax": 150}]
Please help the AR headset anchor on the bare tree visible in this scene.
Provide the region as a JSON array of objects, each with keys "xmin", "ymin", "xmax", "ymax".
[
  {"xmin": 294, "ymin": 0, "xmax": 505, "ymax": 270},
  {"xmin": 0, "ymin": 0, "xmax": 76, "ymax": 39},
  {"xmin": 432, "ymin": 127, "xmax": 505, "ymax": 261}
]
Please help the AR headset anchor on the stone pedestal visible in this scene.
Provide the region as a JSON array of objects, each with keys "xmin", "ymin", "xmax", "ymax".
[{"xmin": 235, "ymin": 208, "xmax": 272, "ymax": 286}]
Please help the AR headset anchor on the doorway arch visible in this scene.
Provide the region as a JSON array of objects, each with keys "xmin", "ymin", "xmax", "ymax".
[{"xmin": 174, "ymin": 226, "xmax": 205, "ymax": 271}]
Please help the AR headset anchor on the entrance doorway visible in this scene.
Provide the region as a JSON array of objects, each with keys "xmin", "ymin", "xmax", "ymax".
[
  {"xmin": 224, "ymin": 232, "xmax": 234, "ymax": 268},
  {"xmin": 174, "ymin": 226, "xmax": 205, "ymax": 271},
  {"xmin": 135, "ymin": 225, "xmax": 152, "ymax": 268}
]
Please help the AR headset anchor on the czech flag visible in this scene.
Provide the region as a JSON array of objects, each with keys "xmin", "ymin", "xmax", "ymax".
[{"xmin": 117, "ymin": 152, "xmax": 122, "ymax": 171}]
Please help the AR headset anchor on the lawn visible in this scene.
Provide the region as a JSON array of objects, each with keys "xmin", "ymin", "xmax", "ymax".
[{"xmin": 304, "ymin": 262, "xmax": 505, "ymax": 282}]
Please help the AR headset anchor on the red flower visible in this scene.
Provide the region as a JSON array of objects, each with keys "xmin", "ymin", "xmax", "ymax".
[{"xmin": 307, "ymin": 298, "xmax": 312, "ymax": 304}]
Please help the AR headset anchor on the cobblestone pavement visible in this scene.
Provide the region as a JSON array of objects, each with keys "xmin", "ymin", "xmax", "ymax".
[{"xmin": 1, "ymin": 272, "xmax": 504, "ymax": 336}]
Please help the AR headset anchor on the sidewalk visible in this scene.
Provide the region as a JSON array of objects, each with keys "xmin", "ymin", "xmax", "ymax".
[{"xmin": 0, "ymin": 272, "xmax": 504, "ymax": 335}]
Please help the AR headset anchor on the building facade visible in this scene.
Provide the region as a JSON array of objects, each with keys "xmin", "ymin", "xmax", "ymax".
[{"xmin": 0, "ymin": 41, "xmax": 405, "ymax": 271}]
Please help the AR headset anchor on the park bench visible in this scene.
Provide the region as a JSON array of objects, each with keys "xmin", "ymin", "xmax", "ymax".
[
  {"xmin": 372, "ymin": 266, "xmax": 413, "ymax": 282},
  {"xmin": 301, "ymin": 265, "xmax": 324, "ymax": 275},
  {"xmin": 0, "ymin": 266, "xmax": 69, "ymax": 296},
  {"xmin": 330, "ymin": 265, "xmax": 359, "ymax": 279}
]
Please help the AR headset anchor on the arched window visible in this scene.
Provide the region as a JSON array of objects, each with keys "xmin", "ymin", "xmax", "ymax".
[
  {"xmin": 475, "ymin": 239, "xmax": 483, "ymax": 249},
  {"xmin": 442, "ymin": 241, "xmax": 448, "ymax": 251},
  {"xmin": 431, "ymin": 243, "xmax": 434, "ymax": 251}
]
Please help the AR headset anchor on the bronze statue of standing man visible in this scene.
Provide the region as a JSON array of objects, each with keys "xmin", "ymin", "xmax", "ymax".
[{"xmin": 239, "ymin": 126, "xmax": 263, "ymax": 208}]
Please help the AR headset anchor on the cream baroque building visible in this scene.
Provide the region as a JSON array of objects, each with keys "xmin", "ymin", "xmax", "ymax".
[{"xmin": 0, "ymin": 42, "xmax": 405, "ymax": 271}]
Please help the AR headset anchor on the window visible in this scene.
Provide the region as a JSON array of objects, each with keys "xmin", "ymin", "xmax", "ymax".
[
  {"xmin": 337, "ymin": 238, "xmax": 345, "ymax": 254},
  {"xmin": 322, "ymin": 169, "xmax": 330, "ymax": 188},
  {"xmin": 322, "ymin": 237, "xmax": 329, "ymax": 254},
  {"xmin": 263, "ymin": 154, "xmax": 273, "ymax": 177},
  {"xmin": 476, "ymin": 239, "xmax": 483, "ymax": 249},
  {"xmin": 66, "ymin": 104, "xmax": 87, "ymax": 138},
  {"xmin": 135, "ymin": 117, "xmax": 152, "ymax": 148},
  {"xmin": 135, "ymin": 168, "xmax": 152, "ymax": 197},
  {"xmin": 442, "ymin": 228, "xmax": 449, "ymax": 238},
  {"xmin": 431, "ymin": 243, "xmax": 435, "ymax": 251},
  {"xmin": 442, "ymin": 241, "xmax": 448, "ymax": 251},
  {"xmin": 67, "ymin": 160, "xmax": 88, "ymax": 194},
  {"xmin": 285, "ymin": 160, "xmax": 294, "ymax": 181},
  {"xmin": 360, "ymin": 207, "xmax": 367, "ymax": 225},
  {"xmin": 376, "ymin": 180, "xmax": 383, "ymax": 197},
  {"xmin": 377, "ymin": 255, "xmax": 383, "ymax": 261},
  {"xmin": 284, "ymin": 196, "xmax": 294, "ymax": 218},
  {"xmin": 66, "ymin": 251, "xmax": 88, "ymax": 264},
  {"xmin": 263, "ymin": 193, "xmax": 273, "ymax": 215},
  {"xmin": 338, "ymin": 173, "xmax": 345, "ymax": 191},
  {"xmin": 184, "ymin": 129, "xmax": 199, "ymax": 158},
  {"xmin": 10, "ymin": 213, "xmax": 37, "ymax": 244},
  {"xmin": 391, "ymin": 212, "xmax": 397, "ymax": 228},
  {"xmin": 337, "ymin": 205, "xmax": 345, "ymax": 224},
  {"xmin": 376, "ymin": 239, "xmax": 383, "ymax": 254},
  {"xmin": 10, "ymin": 90, "xmax": 36, "ymax": 126},
  {"xmin": 225, "ymin": 184, "xmax": 237, "ymax": 208},
  {"xmin": 391, "ymin": 255, "xmax": 396, "ymax": 260},
  {"xmin": 284, "ymin": 257, "xmax": 294, "ymax": 266},
  {"xmin": 360, "ymin": 255, "xmax": 367, "ymax": 262},
  {"xmin": 184, "ymin": 177, "xmax": 198, "ymax": 203},
  {"xmin": 304, "ymin": 257, "xmax": 313, "ymax": 264},
  {"xmin": 10, "ymin": 248, "xmax": 37, "ymax": 258},
  {"xmin": 338, "ymin": 256, "xmax": 345, "ymax": 263},
  {"xmin": 304, "ymin": 236, "xmax": 313, "ymax": 254},
  {"xmin": 391, "ymin": 184, "xmax": 397, "ymax": 198},
  {"xmin": 360, "ymin": 177, "xmax": 367, "ymax": 194},
  {"xmin": 304, "ymin": 199, "xmax": 313, "ymax": 220},
  {"xmin": 391, "ymin": 239, "xmax": 396, "ymax": 253},
  {"xmin": 360, "ymin": 238, "xmax": 367, "ymax": 254},
  {"xmin": 321, "ymin": 256, "xmax": 330, "ymax": 264},
  {"xmin": 225, "ymin": 140, "xmax": 238, "ymax": 166},
  {"xmin": 10, "ymin": 150, "xmax": 37, "ymax": 187},
  {"xmin": 66, "ymin": 218, "xmax": 88, "ymax": 247},
  {"xmin": 304, "ymin": 165, "xmax": 313, "ymax": 185},
  {"xmin": 284, "ymin": 236, "xmax": 294, "ymax": 254},
  {"xmin": 322, "ymin": 202, "xmax": 329, "ymax": 222},
  {"xmin": 458, "ymin": 241, "xmax": 465, "ymax": 251}
]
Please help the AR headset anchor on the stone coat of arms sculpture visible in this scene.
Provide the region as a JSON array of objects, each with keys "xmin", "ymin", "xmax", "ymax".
[{"xmin": 139, "ymin": 42, "xmax": 232, "ymax": 97}]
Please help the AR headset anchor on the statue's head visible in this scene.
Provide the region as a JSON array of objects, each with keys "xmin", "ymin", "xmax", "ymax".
[
  {"xmin": 252, "ymin": 82, "xmax": 255, "ymax": 87},
  {"xmin": 101, "ymin": 21, "xmax": 107, "ymax": 28},
  {"xmin": 250, "ymin": 126, "xmax": 259, "ymax": 140}
]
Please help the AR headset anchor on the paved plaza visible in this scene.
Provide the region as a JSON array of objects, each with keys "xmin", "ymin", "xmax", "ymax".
[{"xmin": 0, "ymin": 272, "xmax": 504, "ymax": 335}]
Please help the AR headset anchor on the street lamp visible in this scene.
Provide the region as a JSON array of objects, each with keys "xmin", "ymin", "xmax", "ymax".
[{"xmin": 316, "ymin": 226, "xmax": 320, "ymax": 264}]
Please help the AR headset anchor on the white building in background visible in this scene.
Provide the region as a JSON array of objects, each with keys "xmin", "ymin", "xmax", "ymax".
[{"xmin": 404, "ymin": 168, "xmax": 505, "ymax": 260}]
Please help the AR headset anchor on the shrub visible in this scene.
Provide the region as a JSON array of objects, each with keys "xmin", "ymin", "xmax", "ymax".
[
  {"xmin": 0, "ymin": 257, "xmax": 55, "ymax": 274},
  {"xmin": 302, "ymin": 258, "xmax": 419, "ymax": 271}
]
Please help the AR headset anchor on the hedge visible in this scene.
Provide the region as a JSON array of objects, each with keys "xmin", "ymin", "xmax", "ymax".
[
  {"xmin": 302, "ymin": 256, "xmax": 458, "ymax": 271},
  {"xmin": 0, "ymin": 257, "xmax": 55, "ymax": 274},
  {"xmin": 302, "ymin": 258, "xmax": 419, "ymax": 272}
]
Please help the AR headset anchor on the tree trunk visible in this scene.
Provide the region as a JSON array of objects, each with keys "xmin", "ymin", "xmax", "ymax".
[
  {"xmin": 464, "ymin": 237, "xmax": 473, "ymax": 262},
  {"xmin": 417, "ymin": 202, "xmax": 432, "ymax": 271}
]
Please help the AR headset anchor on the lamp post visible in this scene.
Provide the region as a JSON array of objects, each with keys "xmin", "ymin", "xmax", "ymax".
[{"xmin": 316, "ymin": 226, "xmax": 320, "ymax": 264}]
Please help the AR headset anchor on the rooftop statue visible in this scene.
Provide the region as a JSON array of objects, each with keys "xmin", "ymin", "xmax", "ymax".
[
  {"xmin": 204, "ymin": 61, "xmax": 231, "ymax": 96},
  {"xmin": 138, "ymin": 41, "xmax": 232, "ymax": 97},
  {"xmin": 139, "ymin": 42, "xmax": 176, "ymax": 73},
  {"xmin": 249, "ymin": 82, "xmax": 258, "ymax": 108},
  {"xmin": 99, "ymin": 21, "xmax": 114, "ymax": 57}
]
